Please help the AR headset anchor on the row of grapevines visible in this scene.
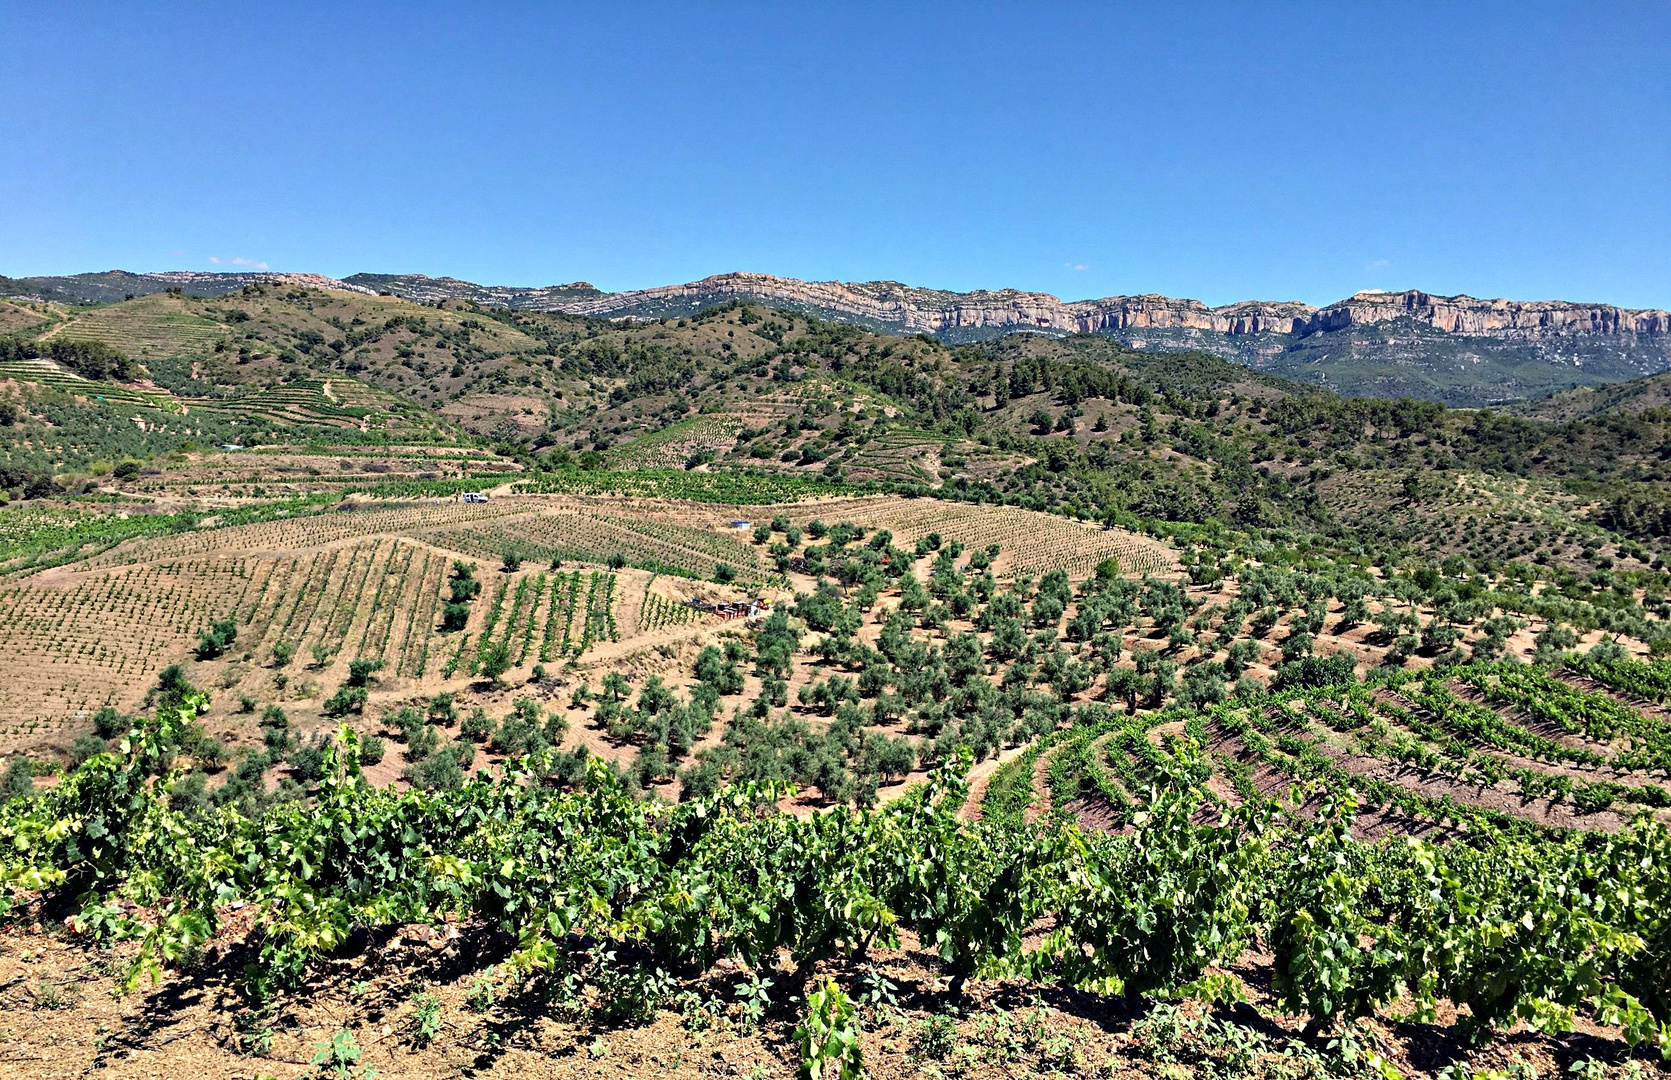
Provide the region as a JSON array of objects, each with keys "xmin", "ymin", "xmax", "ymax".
[{"xmin": 5, "ymin": 714, "xmax": 1666, "ymax": 1053}]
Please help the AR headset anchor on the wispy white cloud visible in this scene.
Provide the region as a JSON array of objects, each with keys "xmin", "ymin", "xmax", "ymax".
[
  {"xmin": 166, "ymin": 248, "xmax": 184, "ymax": 257},
  {"xmin": 1364, "ymin": 258, "xmax": 1390, "ymax": 271},
  {"xmin": 1064, "ymin": 262, "xmax": 1090, "ymax": 271},
  {"xmin": 208, "ymin": 255, "xmax": 270, "ymax": 270}
]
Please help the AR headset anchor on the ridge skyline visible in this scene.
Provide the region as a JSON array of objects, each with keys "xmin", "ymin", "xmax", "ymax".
[{"xmin": 6, "ymin": 266, "xmax": 1668, "ymax": 324}]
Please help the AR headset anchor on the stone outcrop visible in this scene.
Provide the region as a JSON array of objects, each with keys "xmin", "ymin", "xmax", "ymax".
[
  {"xmin": 533, "ymin": 273, "xmax": 1670, "ymax": 343},
  {"xmin": 13, "ymin": 269, "xmax": 1664, "ymax": 347},
  {"xmin": 8, "ymin": 269, "xmax": 1666, "ymax": 407}
]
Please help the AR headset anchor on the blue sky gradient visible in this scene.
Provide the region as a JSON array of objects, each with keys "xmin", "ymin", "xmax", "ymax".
[{"xmin": 1, "ymin": 2, "xmax": 1666, "ymax": 308}]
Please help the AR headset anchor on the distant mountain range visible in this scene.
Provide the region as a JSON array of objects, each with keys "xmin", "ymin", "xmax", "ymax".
[{"xmin": 5, "ymin": 268, "xmax": 1668, "ymax": 407}]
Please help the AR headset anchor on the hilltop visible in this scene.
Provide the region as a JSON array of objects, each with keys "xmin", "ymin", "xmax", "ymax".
[
  {"xmin": 2, "ymin": 282, "xmax": 1671, "ymax": 580},
  {"xmin": 357, "ymin": 271, "xmax": 1670, "ymax": 407},
  {"xmin": 1508, "ymin": 368, "xmax": 1671, "ymax": 422},
  {"xmin": 7, "ymin": 268, "xmax": 1668, "ymax": 406}
]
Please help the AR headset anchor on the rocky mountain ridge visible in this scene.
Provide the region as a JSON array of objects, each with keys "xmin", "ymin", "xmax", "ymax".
[
  {"xmin": 359, "ymin": 271, "xmax": 1671, "ymax": 403},
  {"xmin": 354, "ymin": 270, "xmax": 1671, "ymax": 342},
  {"xmin": 583, "ymin": 274, "xmax": 1668, "ymax": 341},
  {"xmin": 6, "ymin": 268, "xmax": 1668, "ymax": 406},
  {"xmin": 13, "ymin": 268, "xmax": 1663, "ymax": 343}
]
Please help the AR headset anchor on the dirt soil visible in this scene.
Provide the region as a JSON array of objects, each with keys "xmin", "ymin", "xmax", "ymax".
[{"xmin": 0, "ymin": 915, "xmax": 1649, "ymax": 1080}]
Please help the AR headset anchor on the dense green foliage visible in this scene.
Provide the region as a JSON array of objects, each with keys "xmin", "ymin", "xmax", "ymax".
[{"xmin": 3, "ymin": 702, "xmax": 1668, "ymax": 1057}]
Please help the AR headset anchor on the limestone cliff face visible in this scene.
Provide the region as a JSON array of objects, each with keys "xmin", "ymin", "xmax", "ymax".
[
  {"xmin": 509, "ymin": 275, "xmax": 1669, "ymax": 405},
  {"xmin": 535, "ymin": 273, "xmax": 1671, "ymax": 343},
  {"xmin": 1313, "ymin": 291, "xmax": 1670, "ymax": 337},
  {"xmin": 548, "ymin": 274, "xmax": 1318, "ymax": 336},
  {"xmin": 16, "ymin": 270, "xmax": 1665, "ymax": 345}
]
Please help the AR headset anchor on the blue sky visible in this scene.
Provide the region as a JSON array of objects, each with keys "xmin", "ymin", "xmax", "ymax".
[{"xmin": 1, "ymin": 2, "xmax": 1666, "ymax": 308}]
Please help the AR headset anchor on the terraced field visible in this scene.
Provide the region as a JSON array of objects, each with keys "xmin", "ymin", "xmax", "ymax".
[
  {"xmin": 8, "ymin": 484, "xmax": 1667, "ymax": 850},
  {"xmin": 0, "ymin": 556, "xmax": 253, "ymax": 741},
  {"xmin": 38, "ymin": 302, "xmax": 227, "ymax": 359},
  {"xmin": 0, "ymin": 356, "xmax": 178, "ymax": 409},
  {"xmin": 803, "ymin": 497, "xmax": 1176, "ymax": 578},
  {"xmin": 422, "ymin": 507, "xmax": 771, "ymax": 584},
  {"xmin": 985, "ymin": 658, "xmax": 1671, "ymax": 839},
  {"xmin": 192, "ymin": 376, "xmax": 450, "ymax": 437},
  {"xmin": 838, "ymin": 427, "xmax": 944, "ymax": 482},
  {"xmin": 0, "ymin": 299, "xmax": 52, "ymax": 334},
  {"xmin": 604, "ymin": 414, "xmax": 746, "ymax": 469}
]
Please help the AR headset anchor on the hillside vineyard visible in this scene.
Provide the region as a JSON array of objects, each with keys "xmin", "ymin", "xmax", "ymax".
[{"xmin": 0, "ymin": 279, "xmax": 1668, "ymax": 1079}]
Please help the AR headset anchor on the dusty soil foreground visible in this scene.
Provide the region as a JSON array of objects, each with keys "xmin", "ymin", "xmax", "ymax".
[{"xmin": 0, "ymin": 915, "xmax": 1650, "ymax": 1080}]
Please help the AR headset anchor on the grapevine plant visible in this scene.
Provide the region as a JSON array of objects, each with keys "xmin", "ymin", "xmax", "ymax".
[{"xmin": 1, "ymin": 705, "xmax": 1668, "ymax": 1057}]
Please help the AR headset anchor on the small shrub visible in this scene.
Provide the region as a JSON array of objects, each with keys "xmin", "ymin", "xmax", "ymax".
[
  {"xmin": 490, "ymin": 714, "xmax": 546, "ymax": 757},
  {"xmin": 169, "ymin": 770, "xmax": 211, "ymax": 815},
  {"xmin": 196, "ymin": 737, "xmax": 228, "ymax": 771},
  {"xmin": 92, "ymin": 706, "xmax": 129, "ymax": 739},
  {"xmin": 466, "ymin": 978, "xmax": 497, "ymax": 1013},
  {"xmin": 403, "ymin": 723, "xmax": 440, "ymax": 762},
  {"xmin": 407, "ymin": 746, "xmax": 465, "ymax": 791},
  {"xmin": 287, "ymin": 736, "xmax": 332, "ymax": 783},
  {"xmin": 195, "ymin": 618, "xmax": 238, "ymax": 660},
  {"xmin": 322, "ymin": 684, "xmax": 369, "ymax": 717},
  {"xmin": 310, "ymin": 1030, "xmax": 367, "ymax": 1079},
  {"xmin": 916, "ymin": 1012, "xmax": 958, "ymax": 1061},
  {"xmin": 795, "ymin": 980, "xmax": 863, "ymax": 1080},
  {"xmin": 346, "ymin": 658, "xmax": 383, "ymax": 687},
  {"xmin": 1, "ymin": 757, "xmax": 32, "ymax": 802},
  {"xmin": 478, "ymin": 639, "xmax": 513, "ymax": 684},
  {"xmin": 460, "ymin": 707, "xmax": 494, "ymax": 741},
  {"xmin": 70, "ymin": 733, "xmax": 108, "ymax": 767},
  {"xmin": 408, "ymin": 992, "xmax": 442, "ymax": 1047}
]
